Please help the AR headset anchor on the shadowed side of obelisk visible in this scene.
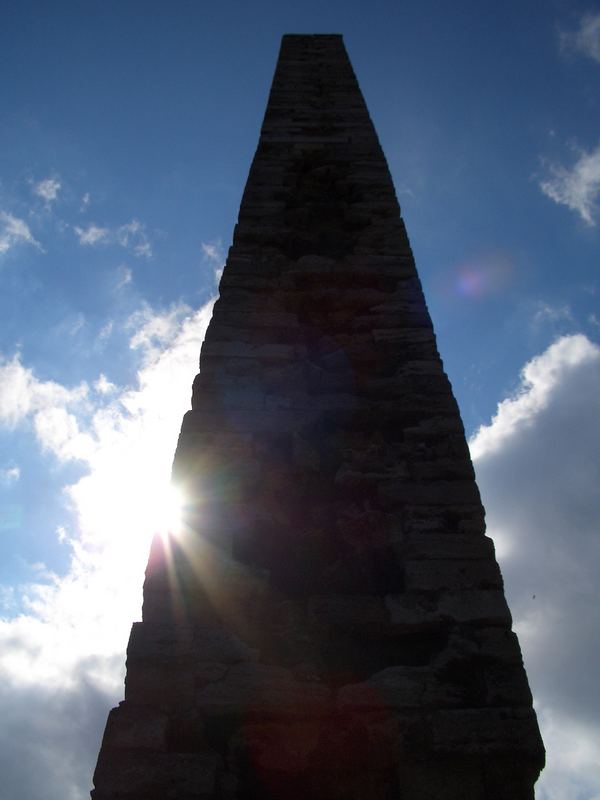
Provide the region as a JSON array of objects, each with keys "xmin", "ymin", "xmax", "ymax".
[{"xmin": 92, "ymin": 34, "xmax": 544, "ymax": 800}]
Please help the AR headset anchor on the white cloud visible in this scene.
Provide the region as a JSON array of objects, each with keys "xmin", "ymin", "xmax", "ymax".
[
  {"xmin": 532, "ymin": 302, "xmax": 574, "ymax": 329},
  {"xmin": 0, "ymin": 298, "xmax": 214, "ymax": 799},
  {"xmin": 560, "ymin": 12, "xmax": 600, "ymax": 63},
  {"xmin": 56, "ymin": 525, "xmax": 68, "ymax": 543},
  {"xmin": 74, "ymin": 219, "xmax": 152, "ymax": 257},
  {"xmin": 0, "ymin": 465, "xmax": 20, "ymax": 485},
  {"xmin": 0, "ymin": 353, "xmax": 88, "ymax": 428},
  {"xmin": 97, "ymin": 320, "xmax": 114, "ymax": 343},
  {"xmin": 470, "ymin": 334, "xmax": 597, "ymax": 460},
  {"xmin": 116, "ymin": 219, "xmax": 152, "ymax": 259},
  {"xmin": 202, "ymin": 239, "xmax": 225, "ymax": 283},
  {"xmin": 73, "ymin": 224, "xmax": 110, "ymax": 246},
  {"xmin": 33, "ymin": 406, "xmax": 95, "ymax": 463},
  {"xmin": 133, "ymin": 240, "xmax": 152, "ymax": 258},
  {"xmin": 0, "ymin": 356, "xmax": 93, "ymax": 462},
  {"xmin": 69, "ymin": 313, "xmax": 86, "ymax": 336},
  {"xmin": 94, "ymin": 374, "xmax": 116, "ymax": 395},
  {"xmin": 470, "ymin": 334, "xmax": 600, "ymax": 799},
  {"xmin": 33, "ymin": 176, "xmax": 61, "ymax": 204},
  {"xmin": 127, "ymin": 302, "xmax": 192, "ymax": 354},
  {"xmin": 114, "ymin": 264, "xmax": 132, "ymax": 290},
  {"xmin": 0, "ymin": 211, "xmax": 42, "ymax": 256},
  {"xmin": 80, "ymin": 192, "xmax": 91, "ymax": 211},
  {"xmin": 540, "ymin": 142, "xmax": 600, "ymax": 225},
  {"xmin": 201, "ymin": 240, "xmax": 222, "ymax": 263}
]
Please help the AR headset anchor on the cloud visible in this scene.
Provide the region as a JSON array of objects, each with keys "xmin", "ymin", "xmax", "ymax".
[
  {"xmin": 470, "ymin": 334, "xmax": 600, "ymax": 799},
  {"xmin": 0, "ymin": 354, "xmax": 93, "ymax": 462},
  {"xmin": 201, "ymin": 240, "xmax": 222, "ymax": 263},
  {"xmin": 202, "ymin": 239, "xmax": 225, "ymax": 283},
  {"xmin": 539, "ymin": 142, "xmax": 600, "ymax": 225},
  {"xmin": 0, "ymin": 677, "xmax": 117, "ymax": 800},
  {"xmin": 560, "ymin": 12, "xmax": 600, "ymax": 63},
  {"xmin": 114, "ymin": 264, "xmax": 133, "ymax": 291},
  {"xmin": 34, "ymin": 406, "xmax": 95, "ymax": 463},
  {"xmin": 127, "ymin": 302, "xmax": 192, "ymax": 354},
  {"xmin": 0, "ymin": 465, "xmax": 20, "ymax": 485},
  {"xmin": 531, "ymin": 302, "xmax": 574, "ymax": 330},
  {"xmin": 69, "ymin": 313, "xmax": 86, "ymax": 336},
  {"xmin": 0, "ymin": 298, "xmax": 214, "ymax": 799},
  {"xmin": 116, "ymin": 219, "xmax": 152, "ymax": 258},
  {"xmin": 73, "ymin": 220, "xmax": 152, "ymax": 258},
  {"xmin": 97, "ymin": 320, "xmax": 114, "ymax": 344},
  {"xmin": 32, "ymin": 176, "xmax": 61, "ymax": 204},
  {"xmin": 73, "ymin": 224, "xmax": 110, "ymax": 246},
  {"xmin": 0, "ymin": 211, "xmax": 42, "ymax": 256},
  {"xmin": 94, "ymin": 374, "xmax": 116, "ymax": 395},
  {"xmin": 0, "ymin": 353, "xmax": 88, "ymax": 428},
  {"xmin": 80, "ymin": 192, "xmax": 91, "ymax": 212}
]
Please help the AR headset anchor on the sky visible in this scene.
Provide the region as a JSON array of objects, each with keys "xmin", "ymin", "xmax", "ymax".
[{"xmin": 0, "ymin": 1, "xmax": 599, "ymax": 797}]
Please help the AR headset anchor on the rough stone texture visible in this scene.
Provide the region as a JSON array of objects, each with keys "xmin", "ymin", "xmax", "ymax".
[{"xmin": 92, "ymin": 34, "xmax": 544, "ymax": 799}]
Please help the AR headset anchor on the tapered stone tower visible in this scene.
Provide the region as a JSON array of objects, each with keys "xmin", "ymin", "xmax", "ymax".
[{"xmin": 92, "ymin": 34, "xmax": 544, "ymax": 799}]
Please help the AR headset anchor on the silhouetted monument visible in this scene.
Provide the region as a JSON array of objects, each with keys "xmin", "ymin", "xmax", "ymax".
[{"xmin": 92, "ymin": 34, "xmax": 544, "ymax": 799}]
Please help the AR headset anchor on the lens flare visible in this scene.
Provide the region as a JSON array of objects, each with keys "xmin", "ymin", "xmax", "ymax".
[
  {"xmin": 155, "ymin": 485, "xmax": 184, "ymax": 539},
  {"xmin": 457, "ymin": 267, "xmax": 488, "ymax": 298},
  {"xmin": 445, "ymin": 252, "xmax": 514, "ymax": 301}
]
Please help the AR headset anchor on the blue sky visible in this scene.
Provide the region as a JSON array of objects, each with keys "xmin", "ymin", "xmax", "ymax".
[{"xmin": 1, "ymin": 2, "xmax": 599, "ymax": 798}]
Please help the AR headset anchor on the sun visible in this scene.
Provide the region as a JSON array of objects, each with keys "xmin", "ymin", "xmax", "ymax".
[{"xmin": 154, "ymin": 485, "xmax": 185, "ymax": 540}]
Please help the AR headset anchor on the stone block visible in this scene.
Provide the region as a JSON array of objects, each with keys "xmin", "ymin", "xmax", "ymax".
[
  {"xmin": 431, "ymin": 707, "xmax": 544, "ymax": 757},
  {"xmin": 395, "ymin": 757, "xmax": 485, "ymax": 800},
  {"xmin": 404, "ymin": 559, "xmax": 503, "ymax": 592},
  {"xmin": 229, "ymin": 721, "xmax": 322, "ymax": 773},
  {"xmin": 222, "ymin": 311, "xmax": 299, "ymax": 328},
  {"xmin": 402, "ymin": 503, "xmax": 486, "ymax": 536},
  {"xmin": 410, "ymin": 456, "xmax": 475, "ymax": 481},
  {"xmin": 93, "ymin": 750, "xmax": 221, "ymax": 799},
  {"xmin": 472, "ymin": 628, "xmax": 534, "ymax": 707},
  {"xmin": 378, "ymin": 480, "xmax": 481, "ymax": 509},
  {"xmin": 438, "ymin": 590, "xmax": 512, "ymax": 627},
  {"xmin": 384, "ymin": 589, "xmax": 511, "ymax": 630},
  {"xmin": 391, "ymin": 533, "xmax": 495, "ymax": 560},
  {"xmin": 403, "ymin": 417, "xmax": 465, "ymax": 441},
  {"xmin": 100, "ymin": 704, "xmax": 168, "ymax": 751},
  {"xmin": 196, "ymin": 662, "xmax": 332, "ymax": 717},
  {"xmin": 338, "ymin": 667, "xmax": 427, "ymax": 710},
  {"xmin": 201, "ymin": 341, "xmax": 298, "ymax": 361},
  {"xmin": 127, "ymin": 622, "xmax": 195, "ymax": 661},
  {"xmin": 292, "ymin": 432, "xmax": 320, "ymax": 470},
  {"xmin": 308, "ymin": 594, "xmax": 391, "ymax": 634},
  {"xmin": 384, "ymin": 593, "xmax": 443, "ymax": 629},
  {"xmin": 125, "ymin": 662, "xmax": 196, "ymax": 709}
]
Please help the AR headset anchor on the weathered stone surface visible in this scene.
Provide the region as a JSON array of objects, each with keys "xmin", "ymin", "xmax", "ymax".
[
  {"xmin": 92, "ymin": 751, "xmax": 221, "ymax": 799},
  {"xmin": 385, "ymin": 589, "xmax": 512, "ymax": 628},
  {"xmin": 196, "ymin": 662, "xmax": 333, "ymax": 717},
  {"xmin": 99, "ymin": 705, "xmax": 169, "ymax": 751},
  {"xmin": 127, "ymin": 621, "xmax": 258, "ymax": 664},
  {"xmin": 431, "ymin": 707, "xmax": 543, "ymax": 756},
  {"xmin": 338, "ymin": 667, "xmax": 428, "ymax": 710},
  {"xmin": 391, "ymin": 533, "xmax": 496, "ymax": 560},
  {"xmin": 92, "ymin": 33, "xmax": 543, "ymax": 800},
  {"xmin": 404, "ymin": 558, "xmax": 503, "ymax": 592}
]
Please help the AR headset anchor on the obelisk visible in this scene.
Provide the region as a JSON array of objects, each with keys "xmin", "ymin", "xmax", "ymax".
[{"xmin": 92, "ymin": 34, "xmax": 544, "ymax": 799}]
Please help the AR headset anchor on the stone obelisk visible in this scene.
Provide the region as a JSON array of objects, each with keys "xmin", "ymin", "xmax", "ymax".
[{"xmin": 92, "ymin": 34, "xmax": 544, "ymax": 799}]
